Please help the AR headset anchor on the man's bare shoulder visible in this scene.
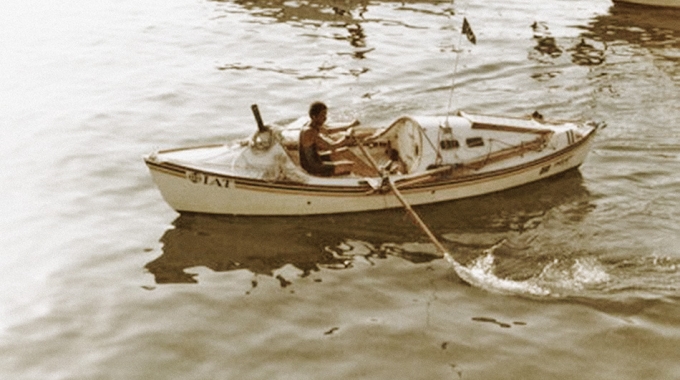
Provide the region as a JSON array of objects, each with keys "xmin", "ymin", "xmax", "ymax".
[{"xmin": 299, "ymin": 127, "xmax": 315, "ymax": 144}]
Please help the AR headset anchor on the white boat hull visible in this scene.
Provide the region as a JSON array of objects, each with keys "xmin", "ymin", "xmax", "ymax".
[
  {"xmin": 613, "ymin": 0, "xmax": 680, "ymax": 7},
  {"xmin": 145, "ymin": 116, "xmax": 597, "ymax": 216}
]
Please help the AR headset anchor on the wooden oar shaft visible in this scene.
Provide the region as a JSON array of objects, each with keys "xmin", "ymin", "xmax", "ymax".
[
  {"xmin": 354, "ymin": 139, "xmax": 382, "ymax": 173},
  {"xmin": 387, "ymin": 181, "xmax": 448, "ymax": 256},
  {"xmin": 355, "ymin": 139, "xmax": 448, "ymax": 257}
]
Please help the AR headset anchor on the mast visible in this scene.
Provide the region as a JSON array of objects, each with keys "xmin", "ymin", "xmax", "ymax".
[{"xmin": 445, "ymin": 7, "xmax": 476, "ymax": 126}]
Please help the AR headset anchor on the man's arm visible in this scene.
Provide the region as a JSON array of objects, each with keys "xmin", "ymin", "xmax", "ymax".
[
  {"xmin": 317, "ymin": 128, "xmax": 354, "ymax": 150},
  {"xmin": 325, "ymin": 119, "xmax": 360, "ymax": 132}
]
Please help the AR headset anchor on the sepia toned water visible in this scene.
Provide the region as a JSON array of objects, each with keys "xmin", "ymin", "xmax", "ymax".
[{"xmin": 1, "ymin": 0, "xmax": 679, "ymax": 378}]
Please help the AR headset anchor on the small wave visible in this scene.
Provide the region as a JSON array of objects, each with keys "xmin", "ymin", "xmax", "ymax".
[
  {"xmin": 444, "ymin": 235, "xmax": 680, "ymax": 300},
  {"xmin": 444, "ymin": 242, "xmax": 612, "ymax": 298},
  {"xmin": 444, "ymin": 242, "xmax": 551, "ymax": 297},
  {"xmin": 604, "ymin": 254, "xmax": 680, "ymax": 294},
  {"xmin": 537, "ymin": 257, "xmax": 611, "ymax": 292}
]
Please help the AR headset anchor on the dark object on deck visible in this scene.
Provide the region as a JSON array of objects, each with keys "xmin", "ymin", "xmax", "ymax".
[{"xmin": 251, "ymin": 104, "xmax": 268, "ymax": 132}]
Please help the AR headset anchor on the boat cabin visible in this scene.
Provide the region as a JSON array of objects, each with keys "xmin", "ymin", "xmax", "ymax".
[{"xmin": 272, "ymin": 112, "xmax": 559, "ymax": 179}]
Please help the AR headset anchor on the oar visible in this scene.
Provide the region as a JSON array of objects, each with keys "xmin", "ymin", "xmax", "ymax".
[
  {"xmin": 354, "ymin": 139, "xmax": 450, "ymax": 258},
  {"xmin": 353, "ymin": 138, "xmax": 477, "ymax": 286},
  {"xmin": 386, "ymin": 178, "xmax": 450, "ymax": 256}
]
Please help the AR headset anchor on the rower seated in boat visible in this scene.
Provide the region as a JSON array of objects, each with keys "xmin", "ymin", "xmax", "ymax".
[{"xmin": 299, "ymin": 101, "xmax": 363, "ymax": 177}]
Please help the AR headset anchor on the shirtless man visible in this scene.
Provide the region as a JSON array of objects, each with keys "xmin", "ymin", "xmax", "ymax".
[{"xmin": 298, "ymin": 101, "xmax": 358, "ymax": 176}]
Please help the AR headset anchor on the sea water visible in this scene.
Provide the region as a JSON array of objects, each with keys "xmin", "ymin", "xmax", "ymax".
[{"xmin": 1, "ymin": 0, "xmax": 679, "ymax": 378}]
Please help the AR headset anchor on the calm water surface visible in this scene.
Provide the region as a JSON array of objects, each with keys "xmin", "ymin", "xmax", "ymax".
[{"xmin": 1, "ymin": 0, "xmax": 679, "ymax": 378}]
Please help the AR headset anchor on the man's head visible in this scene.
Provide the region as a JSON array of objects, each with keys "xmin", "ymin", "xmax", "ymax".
[{"xmin": 309, "ymin": 101, "xmax": 327, "ymax": 129}]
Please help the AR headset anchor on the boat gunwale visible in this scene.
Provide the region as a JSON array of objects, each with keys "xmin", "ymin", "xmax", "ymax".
[{"xmin": 145, "ymin": 124, "xmax": 598, "ymax": 196}]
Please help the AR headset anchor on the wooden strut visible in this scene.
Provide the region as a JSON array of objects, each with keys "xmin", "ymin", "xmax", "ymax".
[{"xmin": 355, "ymin": 138, "xmax": 449, "ymax": 257}]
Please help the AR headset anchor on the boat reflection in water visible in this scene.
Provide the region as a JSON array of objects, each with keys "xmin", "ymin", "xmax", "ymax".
[
  {"xmin": 582, "ymin": 2, "xmax": 680, "ymax": 47},
  {"xmin": 146, "ymin": 169, "xmax": 592, "ymax": 285},
  {"xmin": 612, "ymin": 0, "xmax": 680, "ymax": 9},
  {"xmin": 212, "ymin": 0, "xmax": 457, "ymax": 77},
  {"xmin": 147, "ymin": 208, "xmax": 439, "ymax": 284}
]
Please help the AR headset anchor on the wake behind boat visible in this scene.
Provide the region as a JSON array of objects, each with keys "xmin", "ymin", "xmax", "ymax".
[{"xmin": 144, "ymin": 107, "xmax": 601, "ymax": 216}]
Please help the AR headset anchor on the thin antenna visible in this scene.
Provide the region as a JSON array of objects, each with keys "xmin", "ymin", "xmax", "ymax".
[{"xmin": 445, "ymin": 2, "xmax": 470, "ymax": 126}]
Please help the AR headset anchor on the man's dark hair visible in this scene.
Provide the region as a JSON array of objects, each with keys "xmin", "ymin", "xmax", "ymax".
[{"xmin": 309, "ymin": 101, "xmax": 327, "ymax": 118}]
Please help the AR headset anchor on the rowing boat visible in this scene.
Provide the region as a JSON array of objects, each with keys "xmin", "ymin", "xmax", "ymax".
[{"xmin": 144, "ymin": 108, "xmax": 601, "ymax": 216}]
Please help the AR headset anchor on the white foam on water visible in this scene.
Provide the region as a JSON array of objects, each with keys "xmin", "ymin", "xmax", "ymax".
[
  {"xmin": 444, "ymin": 241, "xmax": 612, "ymax": 298},
  {"xmin": 444, "ymin": 247, "xmax": 552, "ymax": 297},
  {"xmin": 537, "ymin": 257, "xmax": 611, "ymax": 292}
]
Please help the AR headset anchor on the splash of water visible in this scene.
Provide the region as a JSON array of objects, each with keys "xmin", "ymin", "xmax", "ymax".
[
  {"xmin": 537, "ymin": 256, "xmax": 611, "ymax": 292},
  {"xmin": 443, "ymin": 241, "xmax": 612, "ymax": 298},
  {"xmin": 443, "ymin": 242, "xmax": 552, "ymax": 297}
]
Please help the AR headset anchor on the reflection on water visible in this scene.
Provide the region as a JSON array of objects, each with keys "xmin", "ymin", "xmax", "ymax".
[
  {"xmin": 529, "ymin": 21, "xmax": 606, "ymax": 67},
  {"xmin": 219, "ymin": 0, "xmax": 451, "ymax": 22},
  {"xmin": 223, "ymin": 0, "xmax": 369, "ymax": 23},
  {"xmin": 212, "ymin": 0, "xmax": 457, "ymax": 80},
  {"xmin": 581, "ymin": 3, "xmax": 680, "ymax": 48},
  {"xmin": 531, "ymin": 21, "xmax": 563, "ymax": 59},
  {"xmin": 580, "ymin": 4, "xmax": 680, "ymax": 80},
  {"xmin": 148, "ymin": 214, "xmax": 345, "ymax": 284},
  {"xmin": 146, "ymin": 210, "xmax": 436, "ymax": 284},
  {"xmin": 147, "ymin": 169, "xmax": 594, "ymax": 286},
  {"xmin": 4, "ymin": 0, "xmax": 680, "ymax": 377}
]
